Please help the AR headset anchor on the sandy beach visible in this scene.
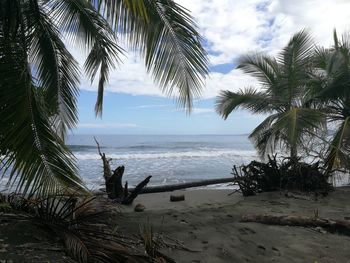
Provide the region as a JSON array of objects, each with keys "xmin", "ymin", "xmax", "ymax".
[
  {"xmin": 115, "ymin": 187, "xmax": 350, "ymax": 263},
  {"xmin": 2, "ymin": 188, "xmax": 350, "ymax": 262}
]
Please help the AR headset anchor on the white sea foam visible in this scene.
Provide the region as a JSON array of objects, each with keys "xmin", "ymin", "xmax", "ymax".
[{"xmin": 74, "ymin": 149, "xmax": 257, "ymax": 160}]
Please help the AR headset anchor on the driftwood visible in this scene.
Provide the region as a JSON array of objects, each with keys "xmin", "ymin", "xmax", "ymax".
[
  {"xmin": 94, "ymin": 137, "xmax": 152, "ymax": 204},
  {"xmin": 232, "ymin": 155, "xmax": 332, "ymax": 197},
  {"xmin": 94, "ymin": 138, "xmax": 236, "ymax": 199},
  {"xmin": 241, "ymin": 214, "xmax": 350, "ymax": 236},
  {"xmin": 170, "ymin": 195, "xmax": 185, "ymax": 202},
  {"xmin": 132, "ymin": 177, "xmax": 235, "ymax": 194},
  {"xmin": 122, "ymin": 176, "xmax": 152, "ymax": 205},
  {"xmin": 94, "ymin": 177, "xmax": 235, "ymax": 196}
]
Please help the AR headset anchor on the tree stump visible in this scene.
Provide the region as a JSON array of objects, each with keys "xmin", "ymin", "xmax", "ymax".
[{"xmin": 94, "ymin": 137, "xmax": 152, "ymax": 204}]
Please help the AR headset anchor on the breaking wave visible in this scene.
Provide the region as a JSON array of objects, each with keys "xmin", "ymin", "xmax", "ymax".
[{"xmin": 74, "ymin": 149, "xmax": 257, "ymax": 160}]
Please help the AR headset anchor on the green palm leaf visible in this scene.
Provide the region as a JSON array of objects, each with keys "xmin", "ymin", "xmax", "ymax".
[
  {"xmin": 0, "ymin": 0, "xmax": 208, "ymax": 196},
  {"xmin": 217, "ymin": 30, "xmax": 321, "ymax": 159},
  {"xmin": 92, "ymin": 0, "xmax": 209, "ymax": 111},
  {"xmin": 0, "ymin": 32, "xmax": 86, "ymax": 195},
  {"xmin": 216, "ymin": 88, "xmax": 274, "ymax": 119},
  {"xmin": 312, "ymin": 30, "xmax": 350, "ymax": 171},
  {"xmin": 50, "ymin": 0, "xmax": 124, "ymax": 116},
  {"xmin": 248, "ymin": 113, "xmax": 280, "ymax": 157},
  {"xmin": 237, "ymin": 54, "xmax": 279, "ymax": 89},
  {"xmin": 28, "ymin": 0, "xmax": 80, "ymax": 138},
  {"xmin": 325, "ymin": 117, "xmax": 350, "ymax": 171},
  {"xmin": 273, "ymin": 108, "xmax": 325, "ymax": 157}
]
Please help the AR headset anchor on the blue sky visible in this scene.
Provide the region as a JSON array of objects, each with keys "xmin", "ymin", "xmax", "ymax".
[
  {"xmin": 76, "ymin": 92, "xmax": 264, "ymax": 135},
  {"xmin": 72, "ymin": 0, "xmax": 350, "ymax": 135}
]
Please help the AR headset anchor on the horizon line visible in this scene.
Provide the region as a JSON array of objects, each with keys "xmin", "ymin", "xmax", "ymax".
[{"xmin": 68, "ymin": 133, "xmax": 250, "ymax": 136}]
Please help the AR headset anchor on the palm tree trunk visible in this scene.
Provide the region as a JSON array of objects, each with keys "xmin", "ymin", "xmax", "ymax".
[{"xmin": 290, "ymin": 146, "xmax": 298, "ymax": 163}]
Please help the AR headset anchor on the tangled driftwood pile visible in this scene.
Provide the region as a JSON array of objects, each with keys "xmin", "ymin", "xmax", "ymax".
[{"xmin": 232, "ymin": 155, "xmax": 332, "ymax": 196}]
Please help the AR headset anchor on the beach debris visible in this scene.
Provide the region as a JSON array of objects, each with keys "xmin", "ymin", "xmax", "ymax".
[
  {"xmin": 241, "ymin": 213, "xmax": 350, "ymax": 236},
  {"xmin": 94, "ymin": 177, "xmax": 236, "ymax": 197},
  {"xmin": 231, "ymin": 154, "xmax": 332, "ymax": 197},
  {"xmin": 170, "ymin": 195, "xmax": 185, "ymax": 202},
  {"xmin": 139, "ymin": 223, "xmax": 176, "ymax": 263},
  {"xmin": 284, "ymin": 192, "xmax": 310, "ymax": 200},
  {"xmin": 1, "ymin": 193, "xmax": 151, "ymax": 263},
  {"xmin": 94, "ymin": 137, "xmax": 152, "ymax": 204},
  {"xmin": 272, "ymin": 247, "xmax": 280, "ymax": 252},
  {"xmin": 94, "ymin": 137, "xmax": 236, "ymax": 199},
  {"xmin": 257, "ymin": 245, "xmax": 266, "ymax": 250},
  {"xmin": 314, "ymin": 226, "xmax": 327, "ymax": 234},
  {"xmin": 134, "ymin": 203, "xmax": 146, "ymax": 212},
  {"xmin": 238, "ymin": 227, "xmax": 256, "ymax": 235},
  {"xmin": 129, "ymin": 177, "xmax": 235, "ymax": 194}
]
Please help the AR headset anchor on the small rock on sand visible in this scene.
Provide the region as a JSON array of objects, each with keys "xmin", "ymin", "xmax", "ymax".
[
  {"xmin": 170, "ymin": 194, "xmax": 185, "ymax": 202},
  {"xmin": 134, "ymin": 203, "xmax": 145, "ymax": 212}
]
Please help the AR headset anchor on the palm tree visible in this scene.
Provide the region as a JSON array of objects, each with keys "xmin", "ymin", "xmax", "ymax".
[
  {"xmin": 0, "ymin": 0, "xmax": 208, "ymax": 196},
  {"xmin": 216, "ymin": 30, "xmax": 325, "ymax": 161},
  {"xmin": 311, "ymin": 30, "xmax": 350, "ymax": 171}
]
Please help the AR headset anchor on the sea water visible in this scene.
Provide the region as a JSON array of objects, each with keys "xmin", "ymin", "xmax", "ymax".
[{"xmin": 67, "ymin": 134, "xmax": 257, "ymax": 190}]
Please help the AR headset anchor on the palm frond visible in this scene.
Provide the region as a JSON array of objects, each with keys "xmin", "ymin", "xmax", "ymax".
[
  {"xmin": 325, "ymin": 117, "xmax": 350, "ymax": 171},
  {"xmin": 279, "ymin": 29, "xmax": 314, "ymax": 103},
  {"xmin": 311, "ymin": 31, "xmax": 350, "ymax": 101},
  {"xmin": 280, "ymin": 29, "xmax": 314, "ymax": 70},
  {"xmin": 143, "ymin": 0, "xmax": 209, "ymax": 110},
  {"xmin": 273, "ymin": 108, "xmax": 325, "ymax": 156},
  {"xmin": 1, "ymin": 0, "xmax": 209, "ymax": 197},
  {"xmin": 333, "ymin": 29, "xmax": 339, "ymax": 50},
  {"xmin": 93, "ymin": 0, "xmax": 209, "ymax": 111},
  {"xmin": 4, "ymin": 193, "xmax": 151, "ymax": 263},
  {"xmin": 0, "ymin": 15, "xmax": 86, "ymax": 196},
  {"xmin": 50, "ymin": 0, "xmax": 123, "ymax": 116},
  {"xmin": 216, "ymin": 88, "xmax": 274, "ymax": 119},
  {"xmin": 237, "ymin": 54, "xmax": 279, "ymax": 89},
  {"xmin": 28, "ymin": 0, "xmax": 80, "ymax": 138},
  {"xmin": 248, "ymin": 113, "xmax": 280, "ymax": 157}
]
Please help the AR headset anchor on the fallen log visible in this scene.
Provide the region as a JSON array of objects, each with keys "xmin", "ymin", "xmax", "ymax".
[
  {"xmin": 241, "ymin": 214, "xmax": 350, "ymax": 236},
  {"xmin": 131, "ymin": 177, "xmax": 235, "ymax": 194},
  {"xmin": 94, "ymin": 177, "xmax": 235, "ymax": 196},
  {"xmin": 94, "ymin": 137, "xmax": 235, "ymax": 199}
]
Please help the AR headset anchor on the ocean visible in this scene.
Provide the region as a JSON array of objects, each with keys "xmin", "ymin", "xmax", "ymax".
[{"xmin": 67, "ymin": 134, "xmax": 258, "ymax": 190}]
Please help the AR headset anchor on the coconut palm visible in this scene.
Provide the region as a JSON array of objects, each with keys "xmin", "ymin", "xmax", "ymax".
[
  {"xmin": 216, "ymin": 30, "xmax": 325, "ymax": 160},
  {"xmin": 0, "ymin": 0, "xmax": 208, "ymax": 196},
  {"xmin": 311, "ymin": 30, "xmax": 350, "ymax": 171}
]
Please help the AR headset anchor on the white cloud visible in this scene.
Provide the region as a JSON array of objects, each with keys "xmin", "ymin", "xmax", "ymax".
[
  {"xmin": 202, "ymin": 70, "xmax": 258, "ymax": 99},
  {"xmin": 75, "ymin": 51, "xmax": 162, "ymax": 97},
  {"xmin": 134, "ymin": 104, "xmax": 170, "ymax": 109},
  {"xmin": 193, "ymin": 108, "xmax": 215, "ymax": 114},
  {"xmin": 74, "ymin": 0, "xmax": 350, "ymax": 100},
  {"xmin": 177, "ymin": 0, "xmax": 273, "ymax": 65},
  {"xmin": 78, "ymin": 123, "xmax": 139, "ymax": 129},
  {"xmin": 177, "ymin": 0, "xmax": 350, "ymax": 64}
]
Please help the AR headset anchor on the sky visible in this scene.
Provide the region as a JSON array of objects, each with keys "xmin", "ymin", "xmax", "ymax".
[{"xmin": 72, "ymin": 0, "xmax": 350, "ymax": 135}]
